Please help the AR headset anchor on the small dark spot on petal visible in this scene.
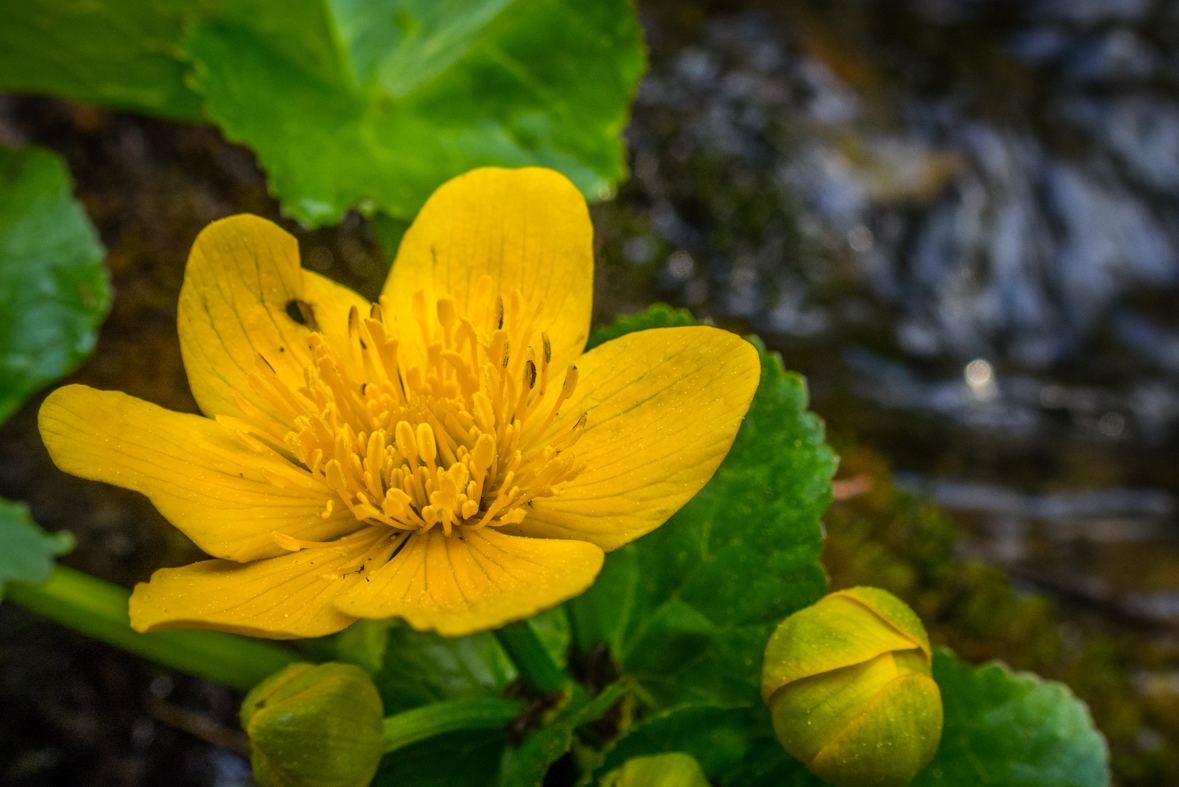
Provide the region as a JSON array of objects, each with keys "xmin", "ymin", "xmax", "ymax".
[{"xmin": 285, "ymin": 299, "xmax": 319, "ymax": 331}]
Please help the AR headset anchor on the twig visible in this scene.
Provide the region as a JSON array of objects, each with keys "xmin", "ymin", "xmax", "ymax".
[{"xmin": 146, "ymin": 696, "xmax": 251, "ymax": 756}]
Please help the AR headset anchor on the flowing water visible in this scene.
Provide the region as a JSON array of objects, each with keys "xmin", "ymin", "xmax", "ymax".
[{"xmin": 597, "ymin": 0, "xmax": 1179, "ymax": 632}]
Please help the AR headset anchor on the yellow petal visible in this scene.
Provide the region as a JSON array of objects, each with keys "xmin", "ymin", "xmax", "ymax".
[
  {"xmin": 505, "ymin": 326, "xmax": 761, "ymax": 551},
  {"xmin": 806, "ymin": 672, "xmax": 943, "ymax": 787},
  {"xmin": 129, "ymin": 545, "xmax": 363, "ymax": 639},
  {"xmin": 382, "ymin": 168, "xmax": 593, "ymax": 373},
  {"xmin": 771, "ymin": 650, "xmax": 908, "ymax": 764},
  {"xmin": 834, "ymin": 587, "xmax": 932, "ymax": 661},
  {"xmin": 39, "ymin": 385, "xmax": 360, "ymax": 562},
  {"xmin": 178, "ymin": 214, "xmax": 370, "ymax": 421},
  {"xmin": 761, "ymin": 595, "xmax": 924, "ymax": 703},
  {"xmin": 334, "ymin": 528, "xmax": 604, "ymax": 637}
]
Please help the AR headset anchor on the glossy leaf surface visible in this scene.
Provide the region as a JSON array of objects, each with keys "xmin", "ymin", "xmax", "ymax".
[
  {"xmin": 0, "ymin": 145, "xmax": 108, "ymax": 425},
  {"xmin": 913, "ymin": 650, "xmax": 1110, "ymax": 787},
  {"xmin": 0, "ymin": 0, "xmax": 644, "ymax": 226},
  {"xmin": 0, "ymin": 498, "xmax": 73, "ymax": 600}
]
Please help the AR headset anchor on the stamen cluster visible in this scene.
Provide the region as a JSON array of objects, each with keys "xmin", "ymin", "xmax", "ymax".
[{"xmin": 220, "ymin": 277, "xmax": 586, "ymax": 552}]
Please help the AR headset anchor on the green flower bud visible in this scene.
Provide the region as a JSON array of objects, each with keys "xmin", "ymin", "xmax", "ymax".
[
  {"xmin": 240, "ymin": 662, "xmax": 385, "ymax": 787},
  {"xmin": 599, "ymin": 752, "xmax": 710, "ymax": 787},
  {"xmin": 761, "ymin": 587, "xmax": 943, "ymax": 787}
]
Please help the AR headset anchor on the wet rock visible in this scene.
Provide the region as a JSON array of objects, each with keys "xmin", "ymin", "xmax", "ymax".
[
  {"xmin": 1064, "ymin": 29, "xmax": 1157, "ymax": 83},
  {"xmin": 1048, "ymin": 161, "xmax": 1178, "ymax": 330},
  {"xmin": 1062, "ymin": 96, "xmax": 1179, "ymax": 192},
  {"xmin": 1027, "ymin": 0, "xmax": 1155, "ymax": 24}
]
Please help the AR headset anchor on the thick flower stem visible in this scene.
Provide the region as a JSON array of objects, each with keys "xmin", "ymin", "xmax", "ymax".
[
  {"xmin": 6, "ymin": 565, "xmax": 300, "ymax": 693},
  {"xmin": 383, "ymin": 698, "xmax": 526, "ymax": 753},
  {"xmin": 494, "ymin": 621, "xmax": 568, "ymax": 693}
]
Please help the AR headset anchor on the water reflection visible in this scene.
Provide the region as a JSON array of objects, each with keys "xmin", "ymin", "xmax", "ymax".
[
  {"xmin": 964, "ymin": 358, "xmax": 996, "ymax": 400},
  {"xmin": 602, "ymin": 0, "xmax": 1179, "ymax": 647}
]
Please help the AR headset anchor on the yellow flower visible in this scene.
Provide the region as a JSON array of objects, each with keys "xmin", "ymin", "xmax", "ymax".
[{"xmin": 38, "ymin": 168, "xmax": 760, "ymax": 639}]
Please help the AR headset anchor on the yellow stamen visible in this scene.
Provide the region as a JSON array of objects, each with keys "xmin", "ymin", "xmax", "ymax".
[{"xmin": 226, "ymin": 287, "xmax": 587, "ymax": 572}]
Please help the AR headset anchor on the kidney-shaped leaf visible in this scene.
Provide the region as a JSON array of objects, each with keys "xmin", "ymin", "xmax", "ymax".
[
  {"xmin": 0, "ymin": 498, "xmax": 74, "ymax": 600},
  {"xmin": 0, "ymin": 0, "xmax": 203, "ymax": 120},
  {"xmin": 188, "ymin": 0, "xmax": 645, "ymax": 225},
  {"xmin": 0, "ymin": 0, "xmax": 645, "ymax": 227},
  {"xmin": 914, "ymin": 650, "xmax": 1110, "ymax": 787},
  {"xmin": 0, "ymin": 145, "xmax": 109, "ymax": 425}
]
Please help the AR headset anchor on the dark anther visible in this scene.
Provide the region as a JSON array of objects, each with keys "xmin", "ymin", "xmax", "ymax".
[
  {"xmin": 525, "ymin": 360, "xmax": 537, "ymax": 389},
  {"xmin": 285, "ymin": 299, "xmax": 319, "ymax": 331},
  {"xmin": 388, "ymin": 534, "xmax": 411, "ymax": 562}
]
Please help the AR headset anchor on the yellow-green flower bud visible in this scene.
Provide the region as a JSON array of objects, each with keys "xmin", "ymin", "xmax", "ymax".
[
  {"xmin": 761, "ymin": 587, "xmax": 943, "ymax": 787},
  {"xmin": 599, "ymin": 752, "xmax": 710, "ymax": 787},
  {"xmin": 240, "ymin": 662, "xmax": 385, "ymax": 787}
]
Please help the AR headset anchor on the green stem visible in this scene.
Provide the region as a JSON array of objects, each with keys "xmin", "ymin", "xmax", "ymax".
[
  {"xmin": 494, "ymin": 621, "xmax": 568, "ymax": 693},
  {"xmin": 383, "ymin": 698, "xmax": 525, "ymax": 753},
  {"xmin": 6, "ymin": 565, "xmax": 300, "ymax": 692}
]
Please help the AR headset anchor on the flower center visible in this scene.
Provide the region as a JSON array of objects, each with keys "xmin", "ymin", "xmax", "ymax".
[{"xmin": 220, "ymin": 276, "xmax": 586, "ymax": 548}]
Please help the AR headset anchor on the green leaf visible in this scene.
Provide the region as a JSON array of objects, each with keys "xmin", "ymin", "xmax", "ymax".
[
  {"xmin": 0, "ymin": 1, "xmax": 204, "ymax": 120},
  {"xmin": 0, "ymin": 144, "xmax": 110, "ymax": 425},
  {"xmin": 719, "ymin": 739, "xmax": 823, "ymax": 787},
  {"xmin": 373, "ymin": 624, "xmax": 516, "ymax": 714},
  {"xmin": 377, "ymin": 683, "xmax": 625, "ymax": 787},
  {"xmin": 593, "ymin": 703, "xmax": 751, "ymax": 779},
  {"xmin": 2, "ymin": 1, "xmax": 644, "ymax": 226},
  {"xmin": 0, "ymin": 498, "xmax": 73, "ymax": 600},
  {"xmin": 567, "ymin": 308, "xmax": 835, "ymax": 712},
  {"xmin": 585, "ymin": 702, "xmax": 823, "ymax": 787},
  {"xmin": 331, "ymin": 618, "xmax": 396, "ymax": 673},
  {"xmin": 372, "ymin": 606, "xmax": 570, "ymax": 714},
  {"xmin": 376, "ymin": 728, "xmax": 510, "ymax": 787},
  {"xmin": 530, "ymin": 605, "xmax": 572, "ymax": 671},
  {"xmin": 914, "ymin": 650, "xmax": 1111, "ymax": 787},
  {"xmin": 499, "ymin": 682, "xmax": 627, "ymax": 787},
  {"xmin": 186, "ymin": 0, "xmax": 645, "ymax": 225}
]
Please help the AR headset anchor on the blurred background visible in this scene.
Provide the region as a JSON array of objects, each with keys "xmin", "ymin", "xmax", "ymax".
[{"xmin": 4, "ymin": 0, "xmax": 1179, "ymax": 784}]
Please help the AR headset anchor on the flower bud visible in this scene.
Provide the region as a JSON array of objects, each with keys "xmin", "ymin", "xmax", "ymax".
[
  {"xmin": 240, "ymin": 662, "xmax": 385, "ymax": 787},
  {"xmin": 599, "ymin": 752, "xmax": 710, "ymax": 787},
  {"xmin": 761, "ymin": 587, "xmax": 942, "ymax": 787}
]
